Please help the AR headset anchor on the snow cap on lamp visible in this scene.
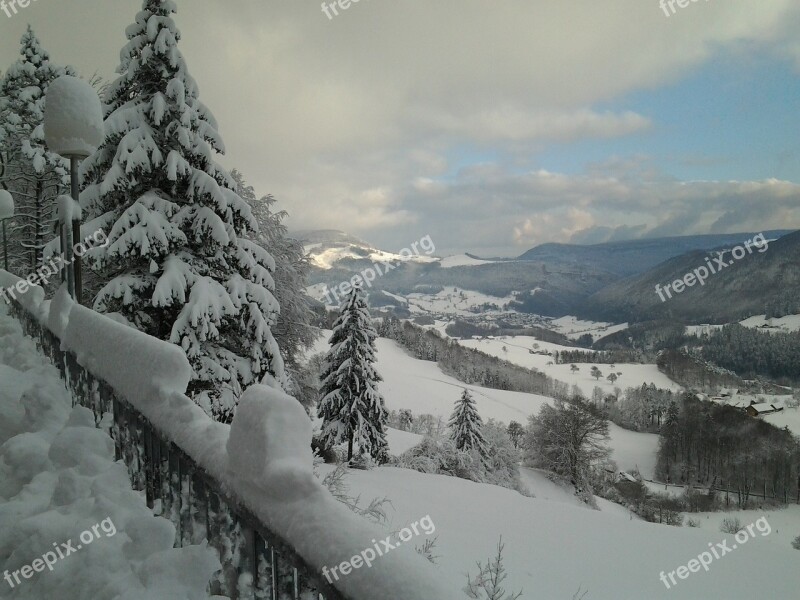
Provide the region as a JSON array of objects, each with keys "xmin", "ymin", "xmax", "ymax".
[
  {"xmin": 0, "ymin": 190, "xmax": 13, "ymax": 220},
  {"xmin": 43, "ymin": 75, "xmax": 104, "ymax": 158}
]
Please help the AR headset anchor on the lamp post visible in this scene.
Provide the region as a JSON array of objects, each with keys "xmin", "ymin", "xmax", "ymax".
[
  {"xmin": 0, "ymin": 190, "xmax": 13, "ymax": 272},
  {"xmin": 43, "ymin": 75, "xmax": 104, "ymax": 304}
]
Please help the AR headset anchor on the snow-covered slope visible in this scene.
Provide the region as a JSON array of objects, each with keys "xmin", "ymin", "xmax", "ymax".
[
  {"xmin": 317, "ymin": 464, "xmax": 800, "ymax": 600},
  {"xmin": 437, "ymin": 254, "xmax": 495, "ymax": 268},
  {"xmin": 311, "ymin": 333, "xmax": 660, "ymax": 476}
]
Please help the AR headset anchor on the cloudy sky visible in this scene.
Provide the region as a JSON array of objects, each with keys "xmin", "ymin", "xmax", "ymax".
[{"xmin": 2, "ymin": 0, "xmax": 800, "ymax": 256}]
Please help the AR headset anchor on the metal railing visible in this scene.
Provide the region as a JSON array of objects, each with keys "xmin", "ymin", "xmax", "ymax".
[{"xmin": 9, "ymin": 300, "xmax": 347, "ymax": 600}]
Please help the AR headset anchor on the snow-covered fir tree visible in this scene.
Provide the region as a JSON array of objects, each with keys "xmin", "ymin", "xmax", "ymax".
[
  {"xmin": 449, "ymin": 389, "xmax": 487, "ymax": 457},
  {"xmin": 0, "ymin": 26, "xmax": 72, "ymax": 272},
  {"xmin": 318, "ymin": 285, "xmax": 388, "ymax": 461},
  {"xmin": 80, "ymin": 0, "xmax": 285, "ymax": 422}
]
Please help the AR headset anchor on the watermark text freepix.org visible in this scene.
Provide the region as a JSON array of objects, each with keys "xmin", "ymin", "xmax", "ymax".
[
  {"xmin": 322, "ymin": 514, "xmax": 436, "ymax": 583},
  {"xmin": 322, "ymin": 234, "xmax": 435, "ymax": 306},
  {"xmin": 659, "ymin": 0, "xmax": 711, "ymax": 18},
  {"xmin": 0, "ymin": 228, "xmax": 109, "ymax": 305},
  {"xmin": 659, "ymin": 516, "xmax": 771, "ymax": 590},
  {"xmin": 655, "ymin": 233, "xmax": 768, "ymax": 303},
  {"xmin": 1, "ymin": 0, "xmax": 40, "ymax": 19},
  {"xmin": 321, "ymin": 0, "xmax": 363, "ymax": 20},
  {"xmin": 4, "ymin": 517, "xmax": 117, "ymax": 589}
]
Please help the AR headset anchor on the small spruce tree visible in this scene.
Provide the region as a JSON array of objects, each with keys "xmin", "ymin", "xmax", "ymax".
[{"xmin": 449, "ymin": 389, "xmax": 487, "ymax": 457}]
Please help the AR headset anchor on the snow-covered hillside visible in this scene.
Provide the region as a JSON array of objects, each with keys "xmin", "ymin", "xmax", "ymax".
[
  {"xmin": 310, "ymin": 333, "xmax": 660, "ymax": 476},
  {"xmin": 317, "ymin": 463, "xmax": 800, "ymax": 600},
  {"xmin": 306, "ymin": 244, "xmax": 438, "ymax": 270},
  {"xmin": 437, "ymin": 254, "xmax": 495, "ymax": 268}
]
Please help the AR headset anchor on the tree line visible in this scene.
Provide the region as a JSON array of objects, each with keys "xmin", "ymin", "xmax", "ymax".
[{"xmin": 690, "ymin": 325, "xmax": 800, "ymax": 385}]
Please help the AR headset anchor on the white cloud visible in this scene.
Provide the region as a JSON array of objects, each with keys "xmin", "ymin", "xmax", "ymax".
[{"xmin": 4, "ymin": 0, "xmax": 800, "ymax": 254}]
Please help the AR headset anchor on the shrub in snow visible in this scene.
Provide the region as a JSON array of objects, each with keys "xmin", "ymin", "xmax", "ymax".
[
  {"xmin": 398, "ymin": 423, "xmax": 523, "ymax": 491},
  {"xmin": 397, "ymin": 435, "xmax": 475, "ymax": 480},
  {"xmin": 720, "ymin": 517, "xmax": 743, "ymax": 534},
  {"xmin": 792, "ymin": 535, "xmax": 800, "ymax": 550},
  {"xmin": 43, "ymin": 75, "xmax": 104, "ymax": 158},
  {"xmin": 480, "ymin": 420, "xmax": 523, "ymax": 491},
  {"xmin": 80, "ymin": 0, "xmax": 285, "ymax": 422},
  {"xmin": 318, "ymin": 463, "xmax": 391, "ymax": 524},
  {"xmin": 464, "ymin": 537, "xmax": 523, "ymax": 600},
  {"xmin": 415, "ymin": 537, "xmax": 440, "ymax": 565},
  {"xmin": 0, "ymin": 26, "xmax": 73, "ymax": 272},
  {"xmin": 318, "ymin": 284, "xmax": 388, "ymax": 461}
]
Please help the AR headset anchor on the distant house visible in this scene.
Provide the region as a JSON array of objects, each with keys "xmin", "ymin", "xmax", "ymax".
[{"xmin": 745, "ymin": 403, "xmax": 784, "ymax": 417}]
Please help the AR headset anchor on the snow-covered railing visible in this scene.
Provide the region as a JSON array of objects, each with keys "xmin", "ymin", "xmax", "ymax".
[{"xmin": 1, "ymin": 272, "xmax": 457, "ymax": 600}]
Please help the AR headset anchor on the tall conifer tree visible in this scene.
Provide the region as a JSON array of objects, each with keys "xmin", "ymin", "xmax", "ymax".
[
  {"xmin": 318, "ymin": 285, "xmax": 388, "ymax": 461},
  {"xmin": 81, "ymin": 0, "xmax": 285, "ymax": 421}
]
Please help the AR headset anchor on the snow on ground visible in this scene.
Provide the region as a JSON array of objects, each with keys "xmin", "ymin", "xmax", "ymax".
[
  {"xmin": 518, "ymin": 467, "xmax": 634, "ymax": 518},
  {"xmin": 404, "ymin": 287, "xmax": 512, "ymax": 316},
  {"xmin": 0, "ymin": 303, "xmax": 220, "ymax": 600},
  {"xmin": 385, "ymin": 428, "xmax": 423, "ymax": 456},
  {"xmin": 316, "ymin": 463, "xmax": 800, "ymax": 600},
  {"xmin": 548, "ymin": 315, "xmax": 629, "ymax": 341},
  {"xmin": 739, "ymin": 314, "xmax": 800, "ymax": 333},
  {"xmin": 436, "ymin": 254, "xmax": 494, "ymax": 268},
  {"xmin": 459, "ymin": 335, "xmax": 682, "ymax": 398},
  {"xmin": 762, "ymin": 404, "xmax": 800, "ymax": 436},
  {"xmin": 607, "ymin": 423, "xmax": 659, "ymax": 478},
  {"xmin": 681, "ymin": 506, "xmax": 800, "ymax": 552}
]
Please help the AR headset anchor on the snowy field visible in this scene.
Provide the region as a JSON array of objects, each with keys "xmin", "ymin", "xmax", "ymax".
[
  {"xmin": 316, "ymin": 463, "xmax": 800, "ymax": 600},
  {"xmin": 0, "ymin": 304, "xmax": 220, "ymax": 600},
  {"xmin": 436, "ymin": 254, "xmax": 495, "ymax": 268},
  {"xmin": 548, "ymin": 315, "xmax": 629, "ymax": 341},
  {"xmin": 404, "ymin": 287, "xmax": 513, "ymax": 316},
  {"xmin": 459, "ymin": 335, "xmax": 682, "ymax": 399}
]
